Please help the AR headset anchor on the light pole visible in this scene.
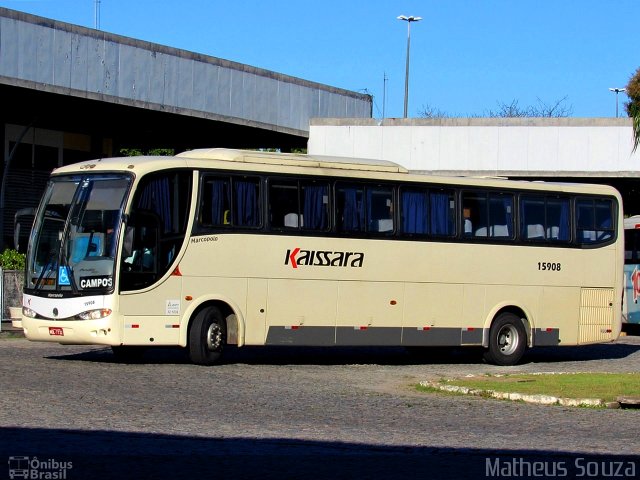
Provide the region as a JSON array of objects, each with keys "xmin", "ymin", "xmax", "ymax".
[
  {"xmin": 397, "ymin": 15, "xmax": 422, "ymax": 118},
  {"xmin": 94, "ymin": 0, "xmax": 101, "ymax": 29},
  {"xmin": 609, "ymin": 87, "xmax": 626, "ymax": 118}
]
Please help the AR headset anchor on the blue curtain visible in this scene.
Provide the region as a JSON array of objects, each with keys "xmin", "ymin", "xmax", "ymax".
[
  {"xmin": 138, "ymin": 177, "xmax": 171, "ymax": 232},
  {"xmin": 341, "ymin": 188, "xmax": 363, "ymax": 231},
  {"xmin": 558, "ymin": 199, "xmax": 570, "ymax": 240},
  {"xmin": 234, "ymin": 181, "xmax": 259, "ymax": 226},
  {"xmin": 402, "ymin": 191, "xmax": 428, "ymax": 234},
  {"xmin": 210, "ymin": 180, "xmax": 229, "ymax": 225},
  {"xmin": 303, "ymin": 185, "xmax": 327, "ymax": 230},
  {"xmin": 430, "ymin": 192, "xmax": 450, "ymax": 235}
]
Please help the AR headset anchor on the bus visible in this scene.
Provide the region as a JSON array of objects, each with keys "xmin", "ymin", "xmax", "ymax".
[
  {"xmin": 623, "ymin": 215, "xmax": 640, "ymax": 335},
  {"xmin": 20, "ymin": 148, "xmax": 624, "ymax": 366}
]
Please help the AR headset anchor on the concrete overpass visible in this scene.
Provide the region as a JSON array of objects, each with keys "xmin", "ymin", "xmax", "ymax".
[{"xmin": 0, "ymin": 7, "xmax": 372, "ymax": 247}]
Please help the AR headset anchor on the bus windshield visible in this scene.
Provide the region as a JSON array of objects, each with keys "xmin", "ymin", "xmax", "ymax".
[{"xmin": 25, "ymin": 173, "xmax": 132, "ymax": 295}]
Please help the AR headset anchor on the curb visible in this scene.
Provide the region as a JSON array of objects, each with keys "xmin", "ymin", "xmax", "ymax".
[{"xmin": 418, "ymin": 380, "xmax": 614, "ymax": 408}]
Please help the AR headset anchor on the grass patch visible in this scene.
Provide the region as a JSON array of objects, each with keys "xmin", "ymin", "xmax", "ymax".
[{"xmin": 421, "ymin": 373, "xmax": 640, "ymax": 403}]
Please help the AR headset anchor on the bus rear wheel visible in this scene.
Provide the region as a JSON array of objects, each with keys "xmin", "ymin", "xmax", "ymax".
[
  {"xmin": 189, "ymin": 306, "xmax": 226, "ymax": 365},
  {"xmin": 483, "ymin": 312, "xmax": 527, "ymax": 366}
]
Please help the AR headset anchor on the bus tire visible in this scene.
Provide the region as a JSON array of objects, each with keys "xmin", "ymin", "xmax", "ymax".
[
  {"xmin": 189, "ymin": 306, "xmax": 226, "ymax": 365},
  {"xmin": 483, "ymin": 312, "xmax": 527, "ymax": 366}
]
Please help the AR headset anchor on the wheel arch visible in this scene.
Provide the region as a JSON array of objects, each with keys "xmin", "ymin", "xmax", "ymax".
[
  {"xmin": 180, "ymin": 296, "xmax": 246, "ymax": 348},
  {"xmin": 483, "ymin": 303, "xmax": 533, "ymax": 348}
]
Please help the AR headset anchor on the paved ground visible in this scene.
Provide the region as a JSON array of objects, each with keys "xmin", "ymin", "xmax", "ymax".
[{"xmin": 0, "ymin": 335, "xmax": 638, "ymax": 479}]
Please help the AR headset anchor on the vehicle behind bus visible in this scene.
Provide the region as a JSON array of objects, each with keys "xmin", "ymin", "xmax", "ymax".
[{"xmin": 623, "ymin": 215, "xmax": 640, "ymax": 335}]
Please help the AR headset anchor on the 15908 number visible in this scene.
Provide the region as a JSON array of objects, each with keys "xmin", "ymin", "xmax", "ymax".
[{"xmin": 538, "ymin": 262, "xmax": 561, "ymax": 271}]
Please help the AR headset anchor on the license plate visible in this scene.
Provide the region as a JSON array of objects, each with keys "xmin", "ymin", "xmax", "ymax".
[{"xmin": 48, "ymin": 327, "xmax": 64, "ymax": 336}]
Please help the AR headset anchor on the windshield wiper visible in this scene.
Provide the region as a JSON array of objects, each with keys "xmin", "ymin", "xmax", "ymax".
[{"xmin": 34, "ymin": 250, "xmax": 57, "ymax": 292}]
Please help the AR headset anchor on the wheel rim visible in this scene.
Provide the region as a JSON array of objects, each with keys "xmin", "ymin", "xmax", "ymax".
[
  {"xmin": 497, "ymin": 324, "xmax": 519, "ymax": 356},
  {"xmin": 205, "ymin": 322, "xmax": 223, "ymax": 352}
]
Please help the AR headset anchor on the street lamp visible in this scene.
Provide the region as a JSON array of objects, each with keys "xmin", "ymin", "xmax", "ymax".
[
  {"xmin": 398, "ymin": 15, "xmax": 422, "ymax": 118},
  {"xmin": 609, "ymin": 87, "xmax": 626, "ymax": 118}
]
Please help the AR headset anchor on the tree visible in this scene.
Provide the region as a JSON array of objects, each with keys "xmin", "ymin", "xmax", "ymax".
[
  {"xmin": 417, "ymin": 97, "xmax": 572, "ymax": 119},
  {"xmin": 626, "ymin": 67, "xmax": 640, "ymax": 152},
  {"xmin": 119, "ymin": 148, "xmax": 175, "ymax": 156},
  {"xmin": 485, "ymin": 97, "xmax": 572, "ymax": 118},
  {"xmin": 417, "ymin": 104, "xmax": 449, "ymax": 119}
]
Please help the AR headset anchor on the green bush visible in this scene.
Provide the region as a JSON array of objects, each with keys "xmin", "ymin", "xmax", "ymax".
[{"xmin": 0, "ymin": 248, "xmax": 25, "ymax": 270}]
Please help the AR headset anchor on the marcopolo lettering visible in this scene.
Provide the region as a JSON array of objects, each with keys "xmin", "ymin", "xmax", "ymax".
[
  {"xmin": 80, "ymin": 276, "xmax": 113, "ymax": 289},
  {"xmin": 285, "ymin": 247, "xmax": 365, "ymax": 269}
]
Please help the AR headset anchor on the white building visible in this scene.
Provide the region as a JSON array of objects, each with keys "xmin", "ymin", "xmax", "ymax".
[{"xmin": 308, "ymin": 117, "xmax": 640, "ymax": 214}]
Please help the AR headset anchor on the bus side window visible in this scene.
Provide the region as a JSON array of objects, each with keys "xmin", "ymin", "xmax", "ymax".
[
  {"xmin": 462, "ymin": 193, "xmax": 487, "ymax": 238},
  {"xmin": 121, "ymin": 170, "xmax": 191, "ymax": 290},
  {"xmin": 201, "ymin": 177, "xmax": 231, "ymax": 227},
  {"xmin": 336, "ymin": 184, "xmax": 365, "ymax": 233},
  {"xmin": 199, "ymin": 175, "xmax": 260, "ymax": 229},
  {"xmin": 269, "ymin": 180, "xmax": 299, "ymax": 229},
  {"xmin": 520, "ymin": 195, "xmax": 570, "ymax": 242},
  {"xmin": 546, "ymin": 197, "xmax": 570, "ymax": 241},
  {"xmin": 336, "ymin": 183, "xmax": 394, "ymax": 234},
  {"xmin": 401, "ymin": 188, "xmax": 429, "ymax": 235},
  {"xmin": 489, "ymin": 193, "xmax": 513, "ymax": 238},
  {"xmin": 300, "ymin": 182, "xmax": 329, "ymax": 231},
  {"xmin": 367, "ymin": 186, "xmax": 394, "ymax": 233},
  {"xmin": 576, "ymin": 198, "xmax": 615, "ymax": 245},
  {"xmin": 232, "ymin": 178, "xmax": 261, "ymax": 227}
]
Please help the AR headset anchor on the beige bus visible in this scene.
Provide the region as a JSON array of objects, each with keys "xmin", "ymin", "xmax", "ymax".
[{"xmin": 21, "ymin": 148, "xmax": 623, "ymax": 366}]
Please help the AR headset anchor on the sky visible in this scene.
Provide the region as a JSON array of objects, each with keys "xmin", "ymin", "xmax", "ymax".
[{"xmin": 0, "ymin": 0, "xmax": 637, "ymax": 119}]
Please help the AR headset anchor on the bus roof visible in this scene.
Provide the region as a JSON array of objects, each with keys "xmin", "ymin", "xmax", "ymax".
[
  {"xmin": 176, "ymin": 148, "xmax": 409, "ymax": 173},
  {"xmin": 49, "ymin": 148, "xmax": 621, "ymax": 199}
]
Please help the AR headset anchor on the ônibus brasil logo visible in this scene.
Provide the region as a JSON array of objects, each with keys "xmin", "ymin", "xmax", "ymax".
[{"xmin": 285, "ymin": 248, "xmax": 365, "ymax": 269}]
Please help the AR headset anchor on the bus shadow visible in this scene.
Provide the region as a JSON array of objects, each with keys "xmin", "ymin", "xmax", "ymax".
[
  {"xmin": 1, "ymin": 426, "xmax": 638, "ymax": 480},
  {"xmin": 45, "ymin": 340, "xmax": 640, "ymax": 367},
  {"xmin": 525, "ymin": 341, "xmax": 640, "ymax": 364},
  {"xmin": 47, "ymin": 345, "xmax": 487, "ymax": 366}
]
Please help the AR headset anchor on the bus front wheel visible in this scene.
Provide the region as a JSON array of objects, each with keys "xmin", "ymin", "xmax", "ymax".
[
  {"xmin": 483, "ymin": 313, "xmax": 527, "ymax": 366},
  {"xmin": 189, "ymin": 306, "xmax": 226, "ymax": 365}
]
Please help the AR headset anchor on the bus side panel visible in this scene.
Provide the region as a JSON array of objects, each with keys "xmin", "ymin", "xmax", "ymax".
[
  {"xmin": 118, "ymin": 276, "xmax": 183, "ymax": 346},
  {"xmin": 245, "ymin": 278, "xmax": 268, "ymax": 345},
  {"xmin": 402, "ymin": 283, "xmax": 487, "ymax": 347},
  {"xmin": 462, "ymin": 284, "xmax": 487, "ymax": 332},
  {"xmin": 403, "ymin": 283, "xmax": 464, "ymax": 327},
  {"xmin": 265, "ymin": 279, "xmax": 337, "ymax": 345},
  {"xmin": 335, "ymin": 281, "xmax": 403, "ymax": 345},
  {"xmin": 540, "ymin": 286, "xmax": 580, "ymax": 345}
]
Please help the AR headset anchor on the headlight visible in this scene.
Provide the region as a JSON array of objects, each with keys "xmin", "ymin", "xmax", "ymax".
[
  {"xmin": 75, "ymin": 309, "xmax": 112, "ymax": 320},
  {"xmin": 23, "ymin": 307, "xmax": 37, "ymax": 318}
]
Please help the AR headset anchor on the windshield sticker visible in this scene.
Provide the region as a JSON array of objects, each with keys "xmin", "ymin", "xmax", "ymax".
[{"xmin": 58, "ymin": 266, "xmax": 71, "ymax": 286}]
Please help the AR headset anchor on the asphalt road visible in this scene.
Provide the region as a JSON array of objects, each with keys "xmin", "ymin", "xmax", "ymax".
[{"xmin": 0, "ymin": 335, "xmax": 639, "ymax": 479}]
